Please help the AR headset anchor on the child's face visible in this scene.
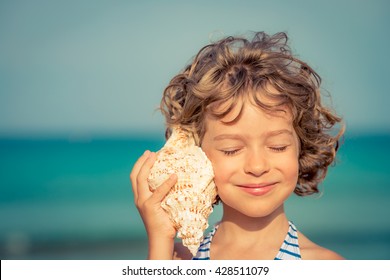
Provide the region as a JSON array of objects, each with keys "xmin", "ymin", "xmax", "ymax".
[{"xmin": 201, "ymin": 94, "xmax": 300, "ymax": 218}]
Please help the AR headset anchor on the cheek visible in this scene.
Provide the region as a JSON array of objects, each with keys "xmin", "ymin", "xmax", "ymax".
[
  {"xmin": 206, "ymin": 153, "xmax": 233, "ymax": 186},
  {"xmin": 284, "ymin": 157, "xmax": 299, "ymax": 184},
  {"xmin": 212, "ymin": 164, "xmax": 228, "ymax": 186}
]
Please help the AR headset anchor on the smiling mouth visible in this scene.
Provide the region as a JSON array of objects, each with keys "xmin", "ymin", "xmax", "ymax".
[
  {"xmin": 239, "ymin": 182, "xmax": 277, "ymax": 188},
  {"xmin": 237, "ymin": 183, "xmax": 276, "ymax": 195}
]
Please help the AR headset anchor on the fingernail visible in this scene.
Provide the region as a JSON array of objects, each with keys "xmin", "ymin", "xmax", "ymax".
[
  {"xmin": 169, "ymin": 174, "xmax": 177, "ymax": 180},
  {"xmin": 144, "ymin": 150, "xmax": 150, "ymax": 157}
]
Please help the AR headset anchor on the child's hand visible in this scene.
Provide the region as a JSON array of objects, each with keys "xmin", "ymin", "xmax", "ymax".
[{"xmin": 130, "ymin": 150, "xmax": 178, "ymax": 244}]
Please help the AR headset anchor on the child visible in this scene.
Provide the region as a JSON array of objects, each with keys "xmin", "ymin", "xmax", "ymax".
[{"xmin": 130, "ymin": 31, "xmax": 344, "ymax": 260}]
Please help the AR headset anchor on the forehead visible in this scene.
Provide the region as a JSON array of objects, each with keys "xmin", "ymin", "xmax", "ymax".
[{"xmin": 202, "ymin": 100, "xmax": 297, "ymax": 150}]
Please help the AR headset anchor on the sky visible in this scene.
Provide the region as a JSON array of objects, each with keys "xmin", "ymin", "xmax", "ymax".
[{"xmin": 0, "ymin": 0, "xmax": 389, "ymax": 138}]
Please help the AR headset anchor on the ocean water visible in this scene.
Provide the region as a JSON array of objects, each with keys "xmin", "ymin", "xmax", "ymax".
[{"xmin": 0, "ymin": 133, "xmax": 389, "ymax": 260}]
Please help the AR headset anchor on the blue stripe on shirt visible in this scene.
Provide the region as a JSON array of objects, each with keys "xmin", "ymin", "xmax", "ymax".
[{"xmin": 279, "ymin": 248, "xmax": 301, "ymax": 258}]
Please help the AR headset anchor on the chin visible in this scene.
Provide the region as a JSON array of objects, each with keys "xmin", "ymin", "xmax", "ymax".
[
  {"xmin": 223, "ymin": 202, "xmax": 280, "ymax": 219},
  {"xmin": 243, "ymin": 208, "xmax": 277, "ymax": 218}
]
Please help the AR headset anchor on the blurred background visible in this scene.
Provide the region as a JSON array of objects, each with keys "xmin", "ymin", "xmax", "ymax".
[{"xmin": 1, "ymin": 0, "xmax": 389, "ymax": 260}]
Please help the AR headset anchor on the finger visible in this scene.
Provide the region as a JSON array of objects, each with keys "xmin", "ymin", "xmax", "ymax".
[
  {"xmin": 130, "ymin": 150, "xmax": 151, "ymax": 199},
  {"xmin": 149, "ymin": 174, "xmax": 177, "ymax": 203},
  {"xmin": 136, "ymin": 152, "xmax": 158, "ymax": 201},
  {"xmin": 130, "ymin": 150, "xmax": 151, "ymax": 182}
]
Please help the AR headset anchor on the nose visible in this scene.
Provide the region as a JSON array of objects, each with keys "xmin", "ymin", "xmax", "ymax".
[{"xmin": 243, "ymin": 149, "xmax": 269, "ymax": 176}]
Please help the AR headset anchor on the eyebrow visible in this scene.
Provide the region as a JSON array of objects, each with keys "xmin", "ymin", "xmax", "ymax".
[
  {"xmin": 266, "ymin": 129, "xmax": 294, "ymax": 137},
  {"xmin": 213, "ymin": 134, "xmax": 243, "ymax": 141},
  {"xmin": 213, "ymin": 129, "xmax": 293, "ymax": 141}
]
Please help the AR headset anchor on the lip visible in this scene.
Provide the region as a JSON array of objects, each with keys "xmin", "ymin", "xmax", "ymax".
[{"xmin": 237, "ymin": 183, "xmax": 276, "ymax": 196}]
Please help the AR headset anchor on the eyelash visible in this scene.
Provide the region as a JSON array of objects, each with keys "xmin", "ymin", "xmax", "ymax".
[
  {"xmin": 221, "ymin": 146, "xmax": 288, "ymax": 156},
  {"xmin": 270, "ymin": 146, "xmax": 287, "ymax": 152},
  {"xmin": 222, "ymin": 149, "xmax": 240, "ymax": 156}
]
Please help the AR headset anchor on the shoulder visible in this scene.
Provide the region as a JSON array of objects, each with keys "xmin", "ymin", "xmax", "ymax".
[
  {"xmin": 298, "ymin": 231, "xmax": 344, "ymax": 260},
  {"xmin": 173, "ymin": 242, "xmax": 193, "ymax": 260}
]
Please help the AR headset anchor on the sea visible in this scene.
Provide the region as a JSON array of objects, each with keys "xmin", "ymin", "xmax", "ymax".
[{"xmin": 0, "ymin": 133, "xmax": 389, "ymax": 260}]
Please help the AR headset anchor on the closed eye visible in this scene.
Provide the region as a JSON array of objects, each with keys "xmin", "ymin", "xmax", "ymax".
[
  {"xmin": 221, "ymin": 149, "xmax": 240, "ymax": 156},
  {"xmin": 269, "ymin": 146, "xmax": 288, "ymax": 152}
]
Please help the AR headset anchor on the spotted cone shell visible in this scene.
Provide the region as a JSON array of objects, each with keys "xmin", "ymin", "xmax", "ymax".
[{"xmin": 147, "ymin": 126, "xmax": 217, "ymax": 256}]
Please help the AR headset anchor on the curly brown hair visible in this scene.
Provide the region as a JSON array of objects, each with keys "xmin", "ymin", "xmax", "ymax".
[{"xmin": 160, "ymin": 31, "xmax": 344, "ymax": 196}]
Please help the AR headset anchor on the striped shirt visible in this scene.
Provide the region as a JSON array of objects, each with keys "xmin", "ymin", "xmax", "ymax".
[{"xmin": 192, "ymin": 221, "xmax": 301, "ymax": 260}]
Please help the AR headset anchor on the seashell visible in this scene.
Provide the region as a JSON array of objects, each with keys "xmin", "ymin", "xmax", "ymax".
[{"xmin": 147, "ymin": 126, "xmax": 217, "ymax": 256}]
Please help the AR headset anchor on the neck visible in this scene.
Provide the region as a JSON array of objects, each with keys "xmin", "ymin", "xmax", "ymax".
[
  {"xmin": 210, "ymin": 203, "xmax": 291, "ymax": 259},
  {"xmin": 219, "ymin": 203, "xmax": 289, "ymax": 240}
]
